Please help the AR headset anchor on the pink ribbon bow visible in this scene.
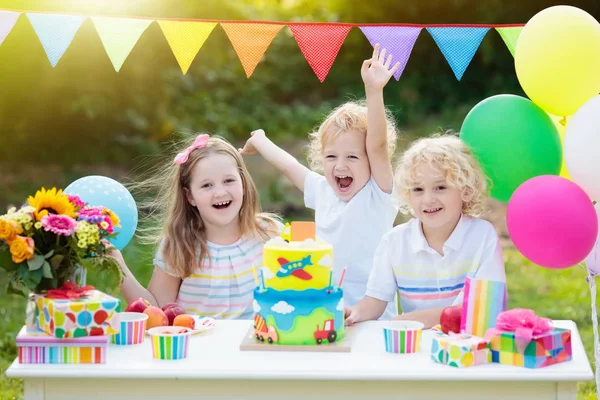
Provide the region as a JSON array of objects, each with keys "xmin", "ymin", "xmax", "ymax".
[
  {"xmin": 484, "ymin": 308, "xmax": 553, "ymax": 354},
  {"xmin": 45, "ymin": 281, "xmax": 95, "ymax": 300},
  {"xmin": 174, "ymin": 134, "xmax": 210, "ymax": 165}
]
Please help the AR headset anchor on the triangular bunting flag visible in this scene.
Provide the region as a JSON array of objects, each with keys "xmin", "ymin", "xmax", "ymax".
[
  {"xmin": 221, "ymin": 23, "xmax": 283, "ymax": 78},
  {"xmin": 359, "ymin": 26, "xmax": 422, "ymax": 81},
  {"xmin": 288, "ymin": 24, "xmax": 352, "ymax": 82},
  {"xmin": 496, "ymin": 27, "xmax": 522, "ymax": 58},
  {"xmin": 427, "ymin": 27, "xmax": 489, "ymax": 80},
  {"xmin": 92, "ymin": 17, "xmax": 153, "ymax": 72},
  {"xmin": 26, "ymin": 13, "xmax": 85, "ymax": 67},
  {"xmin": 158, "ymin": 21, "xmax": 217, "ymax": 74},
  {"xmin": 0, "ymin": 11, "xmax": 20, "ymax": 46}
]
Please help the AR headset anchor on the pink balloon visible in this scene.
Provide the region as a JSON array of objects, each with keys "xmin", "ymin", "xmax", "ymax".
[{"xmin": 506, "ymin": 175, "xmax": 598, "ymax": 269}]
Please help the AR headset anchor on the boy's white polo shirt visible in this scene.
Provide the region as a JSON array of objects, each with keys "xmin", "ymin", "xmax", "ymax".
[{"xmin": 366, "ymin": 215, "xmax": 505, "ymax": 315}]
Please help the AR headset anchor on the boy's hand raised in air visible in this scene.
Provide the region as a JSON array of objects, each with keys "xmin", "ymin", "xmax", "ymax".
[
  {"xmin": 238, "ymin": 129, "xmax": 266, "ymax": 155},
  {"xmin": 361, "ymin": 43, "xmax": 401, "ymax": 91}
]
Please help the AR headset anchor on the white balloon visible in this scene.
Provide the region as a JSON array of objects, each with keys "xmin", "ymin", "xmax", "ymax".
[{"xmin": 563, "ymin": 95, "xmax": 600, "ymax": 201}]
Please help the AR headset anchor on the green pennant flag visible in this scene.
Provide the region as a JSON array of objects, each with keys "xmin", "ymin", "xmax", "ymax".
[{"xmin": 496, "ymin": 27, "xmax": 523, "ymax": 58}]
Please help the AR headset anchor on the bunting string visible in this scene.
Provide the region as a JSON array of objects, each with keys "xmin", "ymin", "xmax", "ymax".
[{"xmin": 0, "ymin": 8, "xmax": 525, "ymax": 80}]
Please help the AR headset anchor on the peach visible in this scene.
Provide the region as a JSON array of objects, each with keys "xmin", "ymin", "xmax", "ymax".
[
  {"xmin": 143, "ymin": 306, "xmax": 169, "ymax": 330},
  {"xmin": 162, "ymin": 303, "xmax": 186, "ymax": 326},
  {"xmin": 173, "ymin": 314, "xmax": 195, "ymax": 329}
]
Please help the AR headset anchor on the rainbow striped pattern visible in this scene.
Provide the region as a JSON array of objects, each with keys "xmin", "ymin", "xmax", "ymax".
[
  {"xmin": 149, "ymin": 329, "xmax": 191, "ymax": 360},
  {"xmin": 383, "ymin": 322, "xmax": 423, "ymax": 354},
  {"xmin": 111, "ymin": 313, "xmax": 147, "ymax": 345},
  {"xmin": 489, "ymin": 328, "xmax": 572, "ymax": 368},
  {"xmin": 16, "ymin": 326, "xmax": 108, "ymax": 364},
  {"xmin": 460, "ymin": 277, "xmax": 507, "ymax": 337}
]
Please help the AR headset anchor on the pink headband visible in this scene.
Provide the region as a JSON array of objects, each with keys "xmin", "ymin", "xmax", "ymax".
[{"xmin": 174, "ymin": 134, "xmax": 210, "ymax": 164}]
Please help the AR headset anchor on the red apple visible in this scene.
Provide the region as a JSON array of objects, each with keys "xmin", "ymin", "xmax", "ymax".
[
  {"xmin": 162, "ymin": 303, "xmax": 186, "ymax": 326},
  {"xmin": 440, "ymin": 305, "xmax": 462, "ymax": 334},
  {"xmin": 125, "ymin": 297, "xmax": 151, "ymax": 313}
]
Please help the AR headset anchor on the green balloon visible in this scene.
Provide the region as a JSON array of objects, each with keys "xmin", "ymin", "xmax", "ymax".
[{"xmin": 460, "ymin": 94, "xmax": 562, "ymax": 203}]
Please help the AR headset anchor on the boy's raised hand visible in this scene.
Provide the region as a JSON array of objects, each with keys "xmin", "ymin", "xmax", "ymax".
[
  {"xmin": 238, "ymin": 129, "xmax": 266, "ymax": 155},
  {"xmin": 361, "ymin": 43, "xmax": 401, "ymax": 91}
]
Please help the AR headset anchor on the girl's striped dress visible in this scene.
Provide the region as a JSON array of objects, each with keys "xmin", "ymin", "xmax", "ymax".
[{"xmin": 154, "ymin": 235, "xmax": 266, "ymax": 320}]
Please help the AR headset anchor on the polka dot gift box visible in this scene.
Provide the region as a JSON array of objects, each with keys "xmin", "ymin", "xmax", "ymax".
[
  {"xmin": 34, "ymin": 290, "xmax": 121, "ymax": 339},
  {"xmin": 431, "ymin": 331, "xmax": 491, "ymax": 368}
]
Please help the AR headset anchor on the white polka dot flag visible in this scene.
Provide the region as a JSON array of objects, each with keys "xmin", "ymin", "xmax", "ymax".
[
  {"xmin": 426, "ymin": 27, "xmax": 490, "ymax": 81},
  {"xmin": 91, "ymin": 17, "xmax": 153, "ymax": 72},
  {"xmin": 26, "ymin": 13, "xmax": 86, "ymax": 67},
  {"xmin": 359, "ymin": 26, "xmax": 422, "ymax": 81},
  {"xmin": 158, "ymin": 21, "xmax": 217, "ymax": 75},
  {"xmin": 496, "ymin": 26, "xmax": 523, "ymax": 58},
  {"xmin": 288, "ymin": 23, "xmax": 352, "ymax": 83},
  {"xmin": 221, "ymin": 23, "xmax": 283, "ymax": 78},
  {"xmin": 0, "ymin": 10, "xmax": 19, "ymax": 46}
]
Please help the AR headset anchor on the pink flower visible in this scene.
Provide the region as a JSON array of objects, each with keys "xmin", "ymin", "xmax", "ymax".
[
  {"xmin": 68, "ymin": 195, "xmax": 86, "ymax": 210},
  {"xmin": 41, "ymin": 214, "xmax": 78, "ymax": 236}
]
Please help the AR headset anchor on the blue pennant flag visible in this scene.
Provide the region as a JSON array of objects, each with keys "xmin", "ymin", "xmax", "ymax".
[
  {"xmin": 26, "ymin": 13, "xmax": 86, "ymax": 67},
  {"xmin": 427, "ymin": 27, "xmax": 489, "ymax": 80}
]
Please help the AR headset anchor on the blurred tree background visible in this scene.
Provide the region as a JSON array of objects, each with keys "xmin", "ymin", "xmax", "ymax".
[{"xmin": 1, "ymin": 0, "xmax": 598, "ymax": 215}]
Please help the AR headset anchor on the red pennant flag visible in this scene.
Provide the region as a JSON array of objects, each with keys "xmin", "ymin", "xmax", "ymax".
[{"xmin": 288, "ymin": 24, "xmax": 352, "ymax": 82}]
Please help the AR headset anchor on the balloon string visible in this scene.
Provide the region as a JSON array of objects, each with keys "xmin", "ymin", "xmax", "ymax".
[{"xmin": 588, "ymin": 272, "xmax": 600, "ymax": 399}]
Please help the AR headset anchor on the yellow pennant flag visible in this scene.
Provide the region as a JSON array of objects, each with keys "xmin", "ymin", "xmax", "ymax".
[
  {"xmin": 221, "ymin": 23, "xmax": 283, "ymax": 78},
  {"xmin": 158, "ymin": 21, "xmax": 216, "ymax": 74},
  {"xmin": 92, "ymin": 17, "xmax": 153, "ymax": 72}
]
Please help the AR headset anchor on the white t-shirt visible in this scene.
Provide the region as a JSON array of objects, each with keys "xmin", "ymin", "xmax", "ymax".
[
  {"xmin": 366, "ymin": 215, "xmax": 506, "ymax": 316},
  {"xmin": 304, "ymin": 171, "xmax": 399, "ymax": 317}
]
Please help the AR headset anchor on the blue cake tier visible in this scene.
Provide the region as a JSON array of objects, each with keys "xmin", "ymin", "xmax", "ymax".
[{"xmin": 253, "ymin": 287, "xmax": 345, "ymax": 345}]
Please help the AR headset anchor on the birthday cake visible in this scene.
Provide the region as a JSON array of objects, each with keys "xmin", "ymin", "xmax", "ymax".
[{"xmin": 253, "ymin": 222, "xmax": 345, "ymax": 345}]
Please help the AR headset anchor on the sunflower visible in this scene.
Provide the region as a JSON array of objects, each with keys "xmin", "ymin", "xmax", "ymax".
[{"xmin": 27, "ymin": 187, "xmax": 76, "ymax": 221}]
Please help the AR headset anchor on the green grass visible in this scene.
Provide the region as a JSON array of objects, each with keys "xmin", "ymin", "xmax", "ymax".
[{"xmin": 0, "ymin": 240, "xmax": 598, "ymax": 399}]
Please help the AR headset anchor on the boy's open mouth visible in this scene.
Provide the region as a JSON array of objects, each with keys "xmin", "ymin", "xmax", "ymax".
[
  {"xmin": 213, "ymin": 201, "xmax": 232, "ymax": 210},
  {"xmin": 423, "ymin": 207, "xmax": 442, "ymax": 214},
  {"xmin": 335, "ymin": 175, "xmax": 353, "ymax": 190}
]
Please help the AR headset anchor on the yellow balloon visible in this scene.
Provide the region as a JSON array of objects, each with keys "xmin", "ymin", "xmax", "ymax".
[
  {"xmin": 548, "ymin": 114, "xmax": 571, "ymax": 180},
  {"xmin": 515, "ymin": 6, "xmax": 600, "ymax": 116}
]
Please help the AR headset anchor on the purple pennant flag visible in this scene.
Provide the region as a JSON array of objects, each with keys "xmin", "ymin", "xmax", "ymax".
[
  {"xmin": 359, "ymin": 26, "xmax": 422, "ymax": 81},
  {"xmin": 0, "ymin": 11, "xmax": 20, "ymax": 46}
]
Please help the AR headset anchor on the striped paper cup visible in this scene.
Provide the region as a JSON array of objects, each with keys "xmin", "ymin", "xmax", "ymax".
[
  {"xmin": 383, "ymin": 321, "xmax": 424, "ymax": 354},
  {"xmin": 148, "ymin": 326, "xmax": 193, "ymax": 360},
  {"xmin": 111, "ymin": 312, "xmax": 148, "ymax": 345}
]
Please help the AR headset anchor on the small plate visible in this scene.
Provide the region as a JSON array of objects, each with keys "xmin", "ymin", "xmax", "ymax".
[{"xmin": 191, "ymin": 316, "xmax": 216, "ymax": 335}]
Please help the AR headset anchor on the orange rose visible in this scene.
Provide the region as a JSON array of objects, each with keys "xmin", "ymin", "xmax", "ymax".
[
  {"xmin": 9, "ymin": 236, "xmax": 35, "ymax": 263},
  {"xmin": 0, "ymin": 219, "xmax": 20, "ymax": 242}
]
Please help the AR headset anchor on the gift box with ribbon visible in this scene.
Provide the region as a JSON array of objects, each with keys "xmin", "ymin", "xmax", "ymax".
[
  {"xmin": 431, "ymin": 331, "xmax": 491, "ymax": 368},
  {"xmin": 486, "ymin": 308, "xmax": 572, "ymax": 369},
  {"xmin": 34, "ymin": 282, "xmax": 121, "ymax": 339}
]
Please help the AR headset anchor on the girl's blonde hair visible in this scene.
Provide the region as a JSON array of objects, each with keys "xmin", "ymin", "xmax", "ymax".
[
  {"xmin": 395, "ymin": 133, "xmax": 489, "ymax": 217},
  {"xmin": 131, "ymin": 134, "xmax": 280, "ymax": 278},
  {"xmin": 307, "ymin": 100, "xmax": 398, "ymax": 172}
]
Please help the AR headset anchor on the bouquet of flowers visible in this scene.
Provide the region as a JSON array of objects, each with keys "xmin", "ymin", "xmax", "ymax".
[{"xmin": 0, "ymin": 187, "xmax": 124, "ymax": 296}]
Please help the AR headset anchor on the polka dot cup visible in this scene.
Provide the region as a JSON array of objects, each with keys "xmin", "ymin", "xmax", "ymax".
[
  {"xmin": 111, "ymin": 312, "xmax": 148, "ymax": 345},
  {"xmin": 383, "ymin": 321, "xmax": 423, "ymax": 354}
]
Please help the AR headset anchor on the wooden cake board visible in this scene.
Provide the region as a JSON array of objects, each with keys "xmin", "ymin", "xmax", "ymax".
[{"xmin": 240, "ymin": 325, "xmax": 355, "ymax": 353}]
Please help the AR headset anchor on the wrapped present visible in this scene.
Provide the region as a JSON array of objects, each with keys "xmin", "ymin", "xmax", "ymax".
[
  {"xmin": 34, "ymin": 285, "xmax": 121, "ymax": 339},
  {"xmin": 431, "ymin": 331, "xmax": 491, "ymax": 368},
  {"xmin": 486, "ymin": 309, "xmax": 572, "ymax": 369},
  {"xmin": 16, "ymin": 326, "xmax": 109, "ymax": 364},
  {"xmin": 460, "ymin": 276, "xmax": 507, "ymax": 337}
]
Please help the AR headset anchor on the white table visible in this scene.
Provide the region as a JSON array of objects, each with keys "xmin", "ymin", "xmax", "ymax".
[{"xmin": 6, "ymin": 320, "xmax": 593, "ymax": 400}]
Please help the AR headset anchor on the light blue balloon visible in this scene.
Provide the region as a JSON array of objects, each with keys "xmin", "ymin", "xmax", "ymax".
[{"xmin": 65, "ymin": 175, "xmax": 138, "ymax": 250}]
